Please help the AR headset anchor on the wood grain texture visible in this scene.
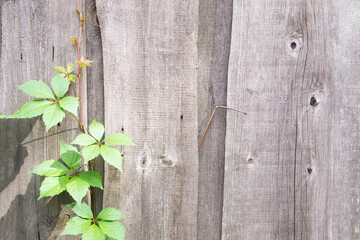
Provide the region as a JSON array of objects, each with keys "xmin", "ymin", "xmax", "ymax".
[
  {"xmin": 222, "ymin": 1, "xmax": 298, "ymax": 239},
  {"xmin": 197, "ymin": 0, "xmax": 232, "ymax": 239},
  {"xmin": 223, "ymin": 0, "xmax": 360, "ymax": 239},
  {"xmin": 293, "ymin": 1, "xmax": 360, "ymax": 239},
  {"xmin": 85, "ymin": 0, "xmax": 104, "ymax": 217},
  {"xmin": 96, "ymin": 0, "xmax": 199, "ymax": 239},
  {"xmin": 0, "ymin": 0, "xmax": 85, "ymax": 239}
]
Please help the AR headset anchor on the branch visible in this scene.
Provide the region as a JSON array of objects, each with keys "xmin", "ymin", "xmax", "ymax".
[{"xmin": 198, "ymin": 106, "xmax": 247, "ymax": 151}]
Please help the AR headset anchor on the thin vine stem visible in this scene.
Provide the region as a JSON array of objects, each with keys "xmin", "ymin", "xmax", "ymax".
[
  {"xmin": 77, "ymin": 1, "xmax": 84, "ymax": 128},
  {"xmin": 198, "ymin": 106, "xmax": 247, "ymax": 151},
  {"xmin": 71, "ymin": 82, "xmax": 80, "ymax": 97},
  {"xmin": 75, "ymin": 1, "xmax": 96, "ymax": 216},
  {"xmin": 67, "ymin": 111, "xmax": 81, "ymax": 127}
]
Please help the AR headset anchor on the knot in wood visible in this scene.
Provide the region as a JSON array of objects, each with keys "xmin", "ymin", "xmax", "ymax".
[{"xmin": 160, "ymin": 155, "xmax": 173, "ymax": 166}]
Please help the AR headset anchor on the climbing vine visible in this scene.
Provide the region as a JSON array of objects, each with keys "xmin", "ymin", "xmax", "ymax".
[{"xmin": 0, "ymin": 4, "xmax": 132, "ymax": 240}]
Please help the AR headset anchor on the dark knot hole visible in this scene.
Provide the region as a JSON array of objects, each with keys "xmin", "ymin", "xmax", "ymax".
[{"xmin": 310, "ymin": 96, "xmax": 319, "ymax": 106}]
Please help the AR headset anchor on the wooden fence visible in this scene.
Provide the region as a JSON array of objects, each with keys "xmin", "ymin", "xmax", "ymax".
[{"xmin": 1, "ymin": 0, "xmax": 360, "ymax": 239}]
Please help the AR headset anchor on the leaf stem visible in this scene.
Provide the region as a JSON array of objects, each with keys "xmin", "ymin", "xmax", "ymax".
[
  {"xmin": 198, "ymin": 106, "xmax": 247, "ymax": 151},
  {"xmin": 67, "ymin": 111, "xmax": 81, "ymax": 128},
  {"xmin": 89, "ymin": 160, "xmax": 96, "ymax": 215},
  {"xmin": 71, "ymin": 82, "xmax": 80, "ymax": 97}
]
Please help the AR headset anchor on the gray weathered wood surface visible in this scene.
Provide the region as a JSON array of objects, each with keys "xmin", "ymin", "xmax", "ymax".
[
  {"xmin": 1, "ymin": 0, "xmax": 360, "ymax": 239},
  {"xmin": 197, "ymin": 0, "xmax": 232, "ymax": 239},
  {"xmin": 222, "ymin": 1, "xmax": 296, "ymax": 238},
  {"xmin": 292, "ymin": 1, "xmax": 360, "ymax": 239},
  {"xmin": 96, "ymin": 0, "xmax": 199, "ymax": 239},
  {"xmin": 222, "ymin": 0, "xmax": 360, "ymax": 239}
]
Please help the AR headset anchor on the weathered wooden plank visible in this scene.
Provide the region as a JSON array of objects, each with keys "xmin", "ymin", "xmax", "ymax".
[
  {"xmin": 293, "ymin": 1, "xmax": 360, "ymax": 239},
  {"xmin": 85, "ymin": 0, "xmax": 104, "ymax": 217},
  {"xmin": 197, "ymin": 0, "xmax": 232, "ymax": 239},
  {"xmin": 0, "ymin": 1, "xmax": 85, "ymax": 239},
  {"xmin": 96, "ymin": 0, "xmax": 199, "ymax": 239},
  {"xmin": 222, "ymin": 1, "xmax": 298, "ymax": 239}
]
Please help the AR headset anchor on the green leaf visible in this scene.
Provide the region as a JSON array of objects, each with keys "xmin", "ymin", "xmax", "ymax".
[
  {"xmin": 106, "ymin": 236, "xmax": 117, "ymax": 240},
  {"xmin": 30, "ymin": 160, "xmax": 70, "ymax": 176},
  {"xmin": 42, "ymin": 103, "xmax": 65, "ymax": 131},
  {"xmin": 38, "ymin": 176, "xmax": 69, "ymax": 199},
  {"xmin": 10, "ymin": 100, "xmax": 53, "ymax": 119},
  {"xmin": 51, "ymin": 74, "xmax": 69, "ymax": 98},
  {"xmin": 18, "ymin": 80, "xmax": 55, "ymax": 100},
  {"xmin": 82, "ymin": 224, "xmax": 104, "ymax": 240},
  {"xmin": 61, "ymin": 216, "xmax": 92, "ymax": 235},
  {"xmin": 100, "ymin": 145, "xmax": 123, "ymax": 172},
  {"xmin": 103, "ymin": 133, "xmax": 135, "ymax": 146},
  {"xmin": 66, "ymin": 176, "xmax": 89, "ymax": 203},
  {"xmin": 78, "ymin": 171, "xmax": 103, "ymax": 190},
  {"xmin": 68, "ymin": 202, "xmax": 93, "ymax": 219},
  {"xmin": 61, "ymin": 150, "xmax": 82, "ymax": 171},
  {"xmin": 89, "ymin": 120, "xmax": 105, "ymax": 141},
  {"xmin": 72, "ymin": 134, "xmax": 97, "ymax": 146},
  {"xmin": 82, "ymin": 145, "xmax": 100, "ymax": 164},
  {"xmin": 59, "ymin": 96, "xmax": 79, "ymax": 117},
  {"xmin": 98, "ymin": 221, "xmax": 124, "ymax": 240},
  {"xmin": 59, "ymin": 141, "xmax": 79, "ymax": 155},
  {"xmin": 97, "ymin": 208, "xmax": 126, "ymax": 221},
  {"xmin": 67, "ymin": 62, "xmax": 75, "ymax": 73},
  {"xmin": 54, "ymin": 66, "xmax": 67, "ymax": 74},
  {"xmin": 68, "ymin": 74, "xmax": 77, "ymax": 83}
]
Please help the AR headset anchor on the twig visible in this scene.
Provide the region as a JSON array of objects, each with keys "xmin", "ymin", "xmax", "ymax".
[
  {"xmin": 215, "ymin": 105, "xmax": 247, "ymax": 115},
  {"xmin": 77, "ymin": 1, "xmax": 84, "ymax": 128},
  {"xmin": 198, "ymin": 106, "xmax": 247, "ymax": 151}
]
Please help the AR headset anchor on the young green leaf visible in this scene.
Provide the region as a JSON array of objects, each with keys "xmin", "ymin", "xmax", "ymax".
[
  {"xmin": 100, "ymin": 145, "xmax": 123, "ymax": 172},
  {"xmin": 97, "ymin": 208, "xmax": 126, "ymax": 221},
  {"xmin": 59, "ymin": 96, "xmax": 79, "ymax": 117},
  {"xmin": 76, "ymin": 56, "xmax": 93, "ymax": 68},
  {"xmin": 18, "ymin": 80, "xmax": 55, "ymax": 100},
  {"xmin": 51, "ymin": 74, "xmax": 69, "ymax": 98},
  {"xmin": 61, "ymin": 150, "xmax": 82, "ymax": 171},
  {"xmin": 54, "ymin": 66, "xmax": 67, "ymax": 74},
  {"xmin": 82, "ymin": 224, "xmax": 104, "ymax": 240},
  {"xmin": 67, "ymin": 62, "xmax": 75, "ymax": 73},
  {"xmin": 89, "ymin": 120, "xmax": 104, "ymax": 141},
  {"xmin": 61, "ymin": 216, "xmax": 92, "ymax": 235},
  {"xmin": 68, "ymin": 202, "xmax": 93, "ymax": 219},
  {"xmin": 82, "ymin": 145, "xmax": 100, "ymax": 163},
  {"xmin": 42, "ymin": 104, "xmax": 65, "ymax": 131},
  {"xmin": 68, "ymin": 74, "xmax": 77, "ymax": 82},
  {"xmin": 30, "ymin": 160, "xmax": 70, "ymax": 176},
  {"xmin": 38, "ymin": 176, "xmax": 69, "ymax": 199},
  {"xmin": 59, "ymin": 141, "xmax": 79, "ymax": 155},
  {"xmin": 66, "ymin": 176, "xmax": 89, "ymax": 203},
  {"xmin": 70, "ymin": 36, "xmax": 78, "ymax": 42},
  {"xmin": 72, "ymin": 134, "xmax": 97, "ymax": 146},
  {"xmin": 78, "ymin": 171, "xmax": 103, "ymax": 189},
  {"xmin": 10, "ymin": 100, "xmax": 53, "ymax": 119},
  {"xmin": 103, "ymin": 133, "xmax": 135, "ymax": 146},
  {"xmin": 98, "ymin": 221, "xmax": 124, "ymax": 240}
]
